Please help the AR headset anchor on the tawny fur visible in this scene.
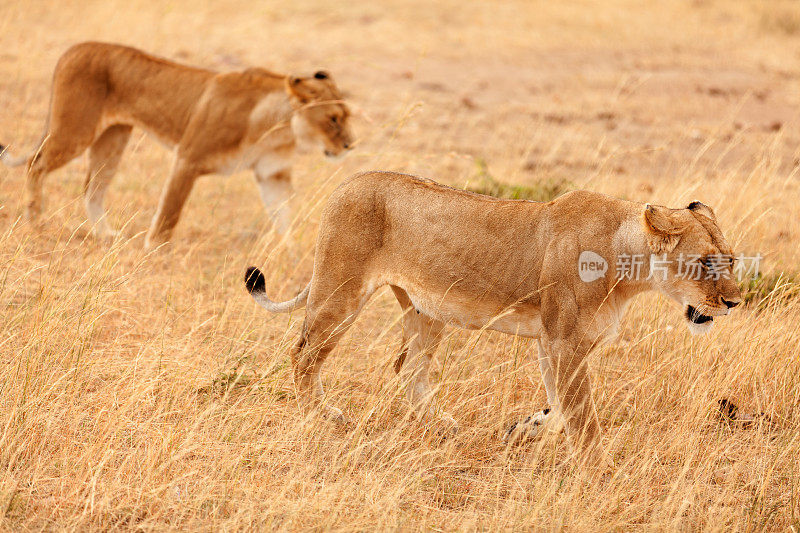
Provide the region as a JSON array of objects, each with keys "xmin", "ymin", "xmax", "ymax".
[
  {"xmin": 1, "ymin": 41, "xmax": 354, "ymax": 245},
  {"xmin": 246, "ymin": 171, "xmax": 742, "ymax": 468}
]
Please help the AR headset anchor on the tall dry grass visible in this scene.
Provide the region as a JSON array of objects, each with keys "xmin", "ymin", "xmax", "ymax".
[{"xmin": 1, "ymin": 0, "xmax": 799, "ymax": 529}]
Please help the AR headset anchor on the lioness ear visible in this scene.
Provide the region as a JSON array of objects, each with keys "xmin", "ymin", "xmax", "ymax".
[
  {"xmin": 285, "ymin": 76, "xmax": 313, "ymax": 104},
  {"xmin": 687, "ymin": 200, "xmax": 716, "ymax": 220},
  {"xmin": 643, "ymin": 204, "xmax": 685, "ymax": 253}
]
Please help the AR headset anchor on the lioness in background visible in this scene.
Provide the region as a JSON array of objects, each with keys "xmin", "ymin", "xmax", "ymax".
[
  {"xmin": 0, "ymin": 42, "xmax": 354, "ymax": 247},
  {"xmin": 244, "ymin": 171, "xmax": 742, "ymax": 468}
]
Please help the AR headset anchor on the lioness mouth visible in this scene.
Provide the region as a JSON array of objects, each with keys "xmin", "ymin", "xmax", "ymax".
[{"xmin": 686, "ymin": 305, "xmax": 713, "ymax": 324}]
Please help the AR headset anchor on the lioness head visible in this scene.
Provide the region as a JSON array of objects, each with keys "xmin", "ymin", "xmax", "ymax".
[
  {"xmin": 642, "ymin": 201, "xmax": 742, "ymax": 335},
  {"xmin": 286, "ymin": 71, "xmax": 354, "ymax": 158}
]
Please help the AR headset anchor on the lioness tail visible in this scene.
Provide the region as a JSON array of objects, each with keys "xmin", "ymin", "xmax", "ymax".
[
  {"xmin": 0, "ymin": 145, "xmax": 29, "ymax": 167},
  {"xmin": 244, "ymin": 266, "xmax": 310, "ymax": 313}
]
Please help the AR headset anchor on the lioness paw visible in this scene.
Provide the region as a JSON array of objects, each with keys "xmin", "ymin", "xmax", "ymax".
[
  {"xmin": 503, "ymin": 408, "xmax": 552, "ymax": 444},
  {"xmin": 431, "ymin": 412, "xmax": 459, "ymax": 436},
  {"xmin": 321, "ymin": 404, "xmax": 348, "ymax": 427},
  {"xmin": 92, "ymin": 227, "xmax": 120, "ymax": 242},
  {"xmin": 24, "ymin": 206, "xmax": 42, "ymax": 223},
  {"xmin": 144, "ymin": 233, "xmax": 172, "ymax": 252}
]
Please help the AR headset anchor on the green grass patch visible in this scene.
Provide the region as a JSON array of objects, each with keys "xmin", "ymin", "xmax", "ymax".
[
  {"xmin": 464, "ymin": 158, "xmax": 571, "ymax": 202},
  {"xmin": 740, "ymin": 271, "xmax": 800, "ymax": 309}
]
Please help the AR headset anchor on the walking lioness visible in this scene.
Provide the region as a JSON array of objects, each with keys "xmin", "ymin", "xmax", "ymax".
[
  {"xmin": 0, "ymin": 42, "xmax": 354, "ymax": 246},
  {"xmin": 244, "ymin": 171, "xmax": 742, "ymax": 467}
]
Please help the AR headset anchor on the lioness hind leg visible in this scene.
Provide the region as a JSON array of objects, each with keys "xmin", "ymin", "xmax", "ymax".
[
  {"xmin": 26, "ymin": 73, "xmax": 106, "ymax": 220},
  {"xmin": 292, "ymin": 282, "xmax": 376, "ymax": 425},
  {"xmin": 84, "ymin": 125, "xmax": 132, "ymax": 238},
  {"xmin": 390, "ymin": 285, "xmax": 412, "ymax": 374},
  {"xmin": 390, "ymin": 286, "xmax": 457, "ymax": 435},
  {"xmin": 290, "ymin": 332, "xmax": 342, "ymax": 421},
  {"xmin": 24, "ymin": 132, "xmax": 95, "ymax": 221}
]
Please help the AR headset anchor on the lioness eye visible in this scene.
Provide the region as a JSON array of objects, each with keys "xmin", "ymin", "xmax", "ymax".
[{"xmin": 330, "ymin": 116, "xmax": 339, "ymax": 124}]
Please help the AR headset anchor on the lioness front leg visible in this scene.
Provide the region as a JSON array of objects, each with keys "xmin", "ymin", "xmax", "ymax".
[
  {"xmin": 145, "ymin": 159, "xmax": 200, "ymax": 249},
  {"xmin": 253, "ymin": 161, "xmax": 293, "ymax": 235},
  {"xmin": 507, "ymin": 270, "xmax": 612, "ymax": 468},
  {"xmin": 547, "ymin": 336, "xmax": 609, "ymax": 468}
]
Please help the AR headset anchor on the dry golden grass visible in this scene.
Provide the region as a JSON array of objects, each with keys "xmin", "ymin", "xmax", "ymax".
[{"xmin": 1, "ymin": 0, "xmax": 800, "ymax": 530}]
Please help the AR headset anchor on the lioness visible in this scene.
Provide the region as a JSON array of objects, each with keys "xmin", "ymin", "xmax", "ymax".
[
  {"xmin": 244, "ymin": 171, "xmax": 742, "ymax": 467},
  {"xmin": 0, "ymin": 42, "xmax": 354, "ymax": 247}
]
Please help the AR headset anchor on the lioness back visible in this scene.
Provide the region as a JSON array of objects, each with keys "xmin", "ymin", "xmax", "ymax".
[
  {"xmin": 52, "ymin": 42, "xmax": 213, "ymax": 144},
  {"xmin": 319, "ymin": 170, "xmax": 634, "ymax": 261}
]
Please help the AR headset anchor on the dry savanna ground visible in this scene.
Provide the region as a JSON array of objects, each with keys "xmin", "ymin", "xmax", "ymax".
[{"xmin": 1, "ymin": 0, "xmax": 800, "ymax": 530}]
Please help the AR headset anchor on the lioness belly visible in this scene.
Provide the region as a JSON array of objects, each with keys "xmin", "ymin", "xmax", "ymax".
[{"xmin": 400, "ymin": 286, "xmax": 543, "ymax": 338}]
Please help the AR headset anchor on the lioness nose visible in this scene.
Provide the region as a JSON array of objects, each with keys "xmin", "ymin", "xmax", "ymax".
[{"xmin": 721, "ymin": 297, "xmax": 740, "ymax": 309}]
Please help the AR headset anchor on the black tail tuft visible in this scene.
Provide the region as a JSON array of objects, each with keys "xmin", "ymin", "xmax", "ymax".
[{"xmin": 244, "ymin": 266, "xmax": 266, "ymax": 294}]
